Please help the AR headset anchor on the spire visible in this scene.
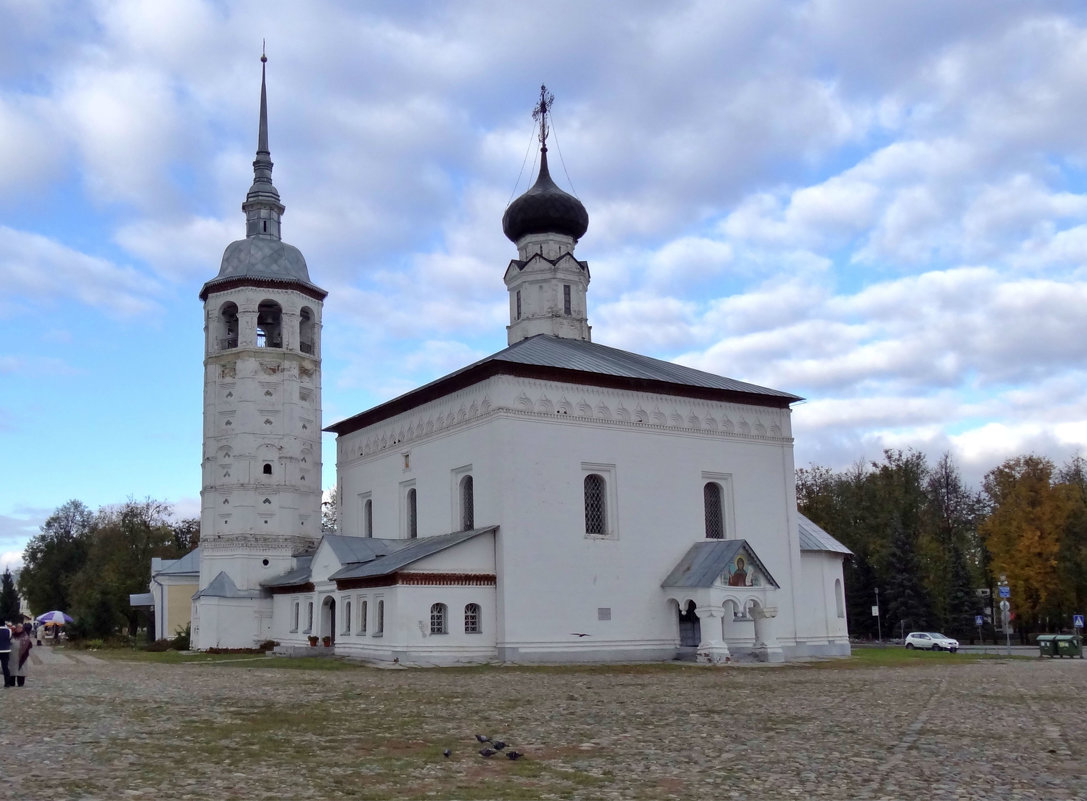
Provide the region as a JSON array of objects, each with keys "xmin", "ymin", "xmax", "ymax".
[{"xmin": 243, "ymin": 45, "xmax": 284, "ymax": 240}]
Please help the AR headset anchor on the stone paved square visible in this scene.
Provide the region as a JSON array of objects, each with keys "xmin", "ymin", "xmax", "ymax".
[{"xmin": 3, "ymin": 648, "xmax": 1085, "ymax": 800}]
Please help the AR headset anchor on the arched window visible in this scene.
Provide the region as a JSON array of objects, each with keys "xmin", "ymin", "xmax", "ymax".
[
  {"xmin": 291, "ymin": 601, "xmax": 299, "ymax": 632},
  {"xmin": 364, "ymin": 499, "xmax": 373, "ymax": 538},
  {"xmin": 407, "ymin": 488, "xmax": 417, "ymax": 539},
  {"xmin": 376, "ymin": 600, "xmax": 384, "ymax": 634},
  {"xmin": 263, "ymin": 463, "xmax": 273, "ymax": 476},
  {"xmin": 218, "ymin": 302, "xmax": 238, "ymax": 350},
  {"xmin": 430, "ymin": 603, "xmax": 447, "ymax": 635},
  {"xmin": 359, "ymin": 599, "xmax": 368, "ymax": 635},
  {"xmin": 256, "ymin": 300, "xmax": 283, "ymax": 348},
  {"xmin": 835, "ymin": 579, "xmax": 845, "ymax": 618},
  {"xmin": 299, "ymin": 306, "xmax": 315, "ymax": 355},
  {"xmin": 343, "ymin": 600, "xmax": 352, "ymax": 634},
  {"xmin": 704, "ymin": 483, "xmax": 724, "ymax": 539},
  {"xmin": 460, "ymin": 475, "xmax": 474, "ymax": 530},
  {"xmin": 584, "ymin": 474, "xmax": 607, "ymax": 535},
  {"xmin": 464, "ymin": 603, "xmax": 481, "ymax": 634},
  {"xmin": 306, "ymin": 601, "xmax": 314, "ymax": 633}
]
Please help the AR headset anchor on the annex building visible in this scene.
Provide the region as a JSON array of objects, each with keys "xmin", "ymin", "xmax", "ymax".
[{"xmin": 185, "ymin": 64, "xmax": 851, "ymax": 664}]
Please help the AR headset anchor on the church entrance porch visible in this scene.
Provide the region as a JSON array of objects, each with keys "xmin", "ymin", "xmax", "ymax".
[{"xmin": 662, "ymin": 538, "xmax": 785, "ymax": 664}]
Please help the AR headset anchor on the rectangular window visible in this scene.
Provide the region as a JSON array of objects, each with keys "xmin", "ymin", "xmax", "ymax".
[
  {"xmin": 359, "ymin": 599, "xmax": 368, "ymax": 635},
  {"xmin": 342, "ymin": 599, "xmax": 352, "ymax": 635},
  {"xmin": 516, "ymin": 290, "xmax": 522, "ymax": 319},
  {"xmin": 306, "ymin": 601, "xmax": 314, "ymax": 633},
  {"xmin": 582, "ymin": 462, "xmax": 618, "ymax": 540},
  {"xmin": 464, "ymin": 603, "xmax": 481, "ymax": 634},
  {"xmin": 376, "ymin": 599, "xmax": 385, "ymax": 635},
  {"xmin": 291, "ymin": 601, "xmax": 299, "ymax": 632},
  {"xmin": 563, "ymin": 284, "xmax": 571, "ymax": 316}
]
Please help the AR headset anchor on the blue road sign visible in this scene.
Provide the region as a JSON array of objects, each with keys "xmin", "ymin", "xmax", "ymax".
[
  {"xmin": 975, "ymin": 615, "xmax": 984, "ymax": 626},
  {"xmin": 1074, "ymin": 614, "xmax": 1084, "ymax": 629},
  {"xmin": 998, "ymin": 585, "xmax": 1011, "ymax": 599}
]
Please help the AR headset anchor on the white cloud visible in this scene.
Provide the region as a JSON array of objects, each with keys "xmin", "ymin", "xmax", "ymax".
[{"xmin": 0, "ymin": 225, "xmax": 162, "ymax": 316}]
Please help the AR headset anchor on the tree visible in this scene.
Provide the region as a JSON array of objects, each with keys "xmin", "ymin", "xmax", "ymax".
[
  {"xmin": 883, "ymin": 515, "xmax": 932, "ymax": 638},
  {"xmin": 69, "ymin": 498, "xmax": 186, "ymax": 638},
  {"xmin": 171, "ymin": 518, "xmax": 201, "ymax": 553},
  {"xmin": 0, "ymin": 569, "xmax": 20, "ymax": 623},
  {"xmin": 322, "ymin": 486, "xmax": 338, "ymax": 535},
  {"xmin": 18, "ymin": 499, "xmax": 94, "ymax": 614},
  {"xmin": 980, "ymin": 456, "xmax": 1074, "ymax": 638}
]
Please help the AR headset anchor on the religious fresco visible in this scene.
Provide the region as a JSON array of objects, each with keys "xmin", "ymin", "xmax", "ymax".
[{"xmin": 724, "ymin": 551, "xmax": 762, "ymax": 587}]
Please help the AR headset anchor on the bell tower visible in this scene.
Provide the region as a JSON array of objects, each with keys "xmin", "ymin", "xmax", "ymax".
[{"xmin": 193, "ymin": 53, "xmax": 327, "ymax": 650}]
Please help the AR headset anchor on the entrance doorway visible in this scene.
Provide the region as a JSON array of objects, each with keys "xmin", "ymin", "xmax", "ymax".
[{"xmin": 678, "ymin": 601, "xmax": 700, "ymax": 647}]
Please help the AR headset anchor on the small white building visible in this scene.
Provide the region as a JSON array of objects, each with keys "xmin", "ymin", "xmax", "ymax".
[{"xmin": 192, "ymin": 70, "xmax": 851, "ymax": 663}]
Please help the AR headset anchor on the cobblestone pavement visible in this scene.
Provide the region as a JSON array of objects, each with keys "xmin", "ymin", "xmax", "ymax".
[{"xmin": 2, "ymin": 647, "xmax": 1086, "ymax": 800}]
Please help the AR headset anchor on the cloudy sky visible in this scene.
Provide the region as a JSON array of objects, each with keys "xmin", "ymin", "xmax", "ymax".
[{"xmin": 3, "ymin": 0, "xmax": 1086, "ymax": 569}]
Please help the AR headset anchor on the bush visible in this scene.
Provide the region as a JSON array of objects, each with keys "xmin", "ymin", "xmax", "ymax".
[
  {"xmin": 171, "ymin": 623, "xmax": 191, "ymax": 651},
  {"xmin": 258, "ymin": 640, "xmax": 278, "ymax": 652},
  {"xmin": 144, "ymin": 639, "xmax": 173, "ymax": 652}
]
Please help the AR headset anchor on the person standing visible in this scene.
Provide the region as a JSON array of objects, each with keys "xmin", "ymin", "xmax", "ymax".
[
  {"xmin": 0, "ymin": 622, "xmax": 11, "ymax": 687},
  {"xmin": 10, "ymin": 623, "xmax": 32, "ymax": 687}
]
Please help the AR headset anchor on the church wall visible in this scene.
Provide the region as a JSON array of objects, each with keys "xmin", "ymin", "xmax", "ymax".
[
  {"xmin": 333, "ymin": 373, "xmax": 808, "ymax": 662},
  {"xmin": 487, "ymin": 410, "xmax": 801, "ymax": 660},
  {"xmin": 795, "ymin": 553, "xmax": 851, "ymax": 655}
]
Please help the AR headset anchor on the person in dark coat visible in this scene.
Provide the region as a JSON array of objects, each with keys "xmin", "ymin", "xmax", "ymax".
[{"xmin": 0, "ymin": 623, "xmax": 11, "ymax": 687}]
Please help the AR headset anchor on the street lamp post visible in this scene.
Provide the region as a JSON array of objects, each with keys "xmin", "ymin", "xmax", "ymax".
[{"xmin": 874, "ymin": 587, "xmax": 882, "ymax": 643}]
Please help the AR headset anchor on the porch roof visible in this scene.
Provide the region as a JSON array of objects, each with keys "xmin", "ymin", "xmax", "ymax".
[{"xmin": 661, "ymin": 539, "xmax": 780, "ymax": 589}]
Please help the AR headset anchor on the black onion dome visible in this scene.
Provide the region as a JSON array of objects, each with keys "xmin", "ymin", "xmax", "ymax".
[{"xmin": 502, "ymin": 149, "xmax": 588, "ymax": 243}]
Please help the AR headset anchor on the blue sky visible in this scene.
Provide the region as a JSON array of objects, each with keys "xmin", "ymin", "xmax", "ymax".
[{"xmin": 3, "ymin": 0, "xmax": 1087, "ymax": 569}]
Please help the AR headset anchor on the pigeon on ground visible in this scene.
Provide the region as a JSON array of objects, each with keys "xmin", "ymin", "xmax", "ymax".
[
  {"xmin": 506, "ymin": 750, "xmax": 524, "ymax": 760},
  {"xmin": 475, "ymin": 734, "xmax": 490, "ymax": 743},
  {"xmin": 491, "ymin": 740, "xmax": 507, "ymax": 750},
  {"xmin": 443, "ymin": 748, "xmax": 451, "ymax": 758},
  {"xmin": 479, "ymin": 748, "xmax": 497, "ymax": 758}
]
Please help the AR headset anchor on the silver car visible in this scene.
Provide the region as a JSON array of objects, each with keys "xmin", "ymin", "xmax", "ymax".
[{"xmin": 905, "ymin": 631, "xmax": 959, "ymax": 652}]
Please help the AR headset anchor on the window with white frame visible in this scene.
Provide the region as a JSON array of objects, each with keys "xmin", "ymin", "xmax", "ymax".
[
  {"xmin": 359, "ymin": 598, "xmax": 368, "ymax": 635},
  {"xmin": 375, "ymin": 599, "xmax": 384, "ymax": 635},
  {"xmin": 704, "ymin": 482, "xmax": 725, "ymax": 539},
  {"xmin": 701, "ymin": 471, "xmax": 734, "ymax": 541},
  {"xmin": 464, "ymin": 603, "xmax": 481, "ymax": 634},
  {"xmin": 582, "ymin": 463, "xmax": 618, "ymax": 539},
  {"xmin": 359, "ymin": 493, "xmax": 373, "ymax": 538},
  {"xmin": 305, "ymin": 601, "xmax": 314, "ymax": 633},
  {"xmin": 430, "ymin": 603, "xmax": 447, "ymax": 635},
  {"xmin": 343, "ymin": 599, "xmax": 352, "ymax": 634},
  {"xmin": 291, "ymin": 601, "xmax": 299, "ymax": 632},
  {"xmin": 835, "ymin": 579, "xmax": 845, "ymax": 618}
]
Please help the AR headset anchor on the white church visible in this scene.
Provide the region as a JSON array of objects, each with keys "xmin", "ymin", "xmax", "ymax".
[{"xmin": 188, "ymin": 62, "xmax": 851, "ymax": 664}]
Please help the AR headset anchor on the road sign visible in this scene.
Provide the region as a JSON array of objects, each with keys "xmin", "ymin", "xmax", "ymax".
[
  {"xmin": 998, "ymin": 585, "xmax": 1011, "ymax": 599},
  {"xmin": 871, "ymin": 605, "xmax": 879, "ymax": 617},
  {"xmin": 975, "ymin": 615, "xmax": 984, "ymax": 627},
  {"xmin": 1075, "ymin": 614, "xmax": 1084, "ymax": 629},
  {"xmin": 999, "ymin": 600, "xmax": 1010, "ymax": 612}
]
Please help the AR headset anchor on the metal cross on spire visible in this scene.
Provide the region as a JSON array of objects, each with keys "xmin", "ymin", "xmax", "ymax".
[{"xmin": 532, "ymin": 84, "xmax": 555, "ymax": 148}]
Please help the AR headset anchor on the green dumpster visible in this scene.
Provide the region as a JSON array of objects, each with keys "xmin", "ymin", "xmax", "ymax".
[
  {"xmin": 1055, "ymin": 635, "xmax": 1083, "ymax": 658},
  {"xmin": 1037, "ymin": 634, "xmax": 1058, "ymax": 657}
]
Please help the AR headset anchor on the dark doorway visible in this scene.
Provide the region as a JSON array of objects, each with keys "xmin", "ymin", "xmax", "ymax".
[{"xmin": 679, "ymin": 601, "xmax": 700, "ymax": 647}]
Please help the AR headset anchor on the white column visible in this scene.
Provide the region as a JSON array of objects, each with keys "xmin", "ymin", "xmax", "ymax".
[
  {"xmin": 752, "ymin": 605, "xmax": 785, "ymax": 663},
  {"xmin": 695, "ymin": 605, "xmax": 731, "ymax": 665}
]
